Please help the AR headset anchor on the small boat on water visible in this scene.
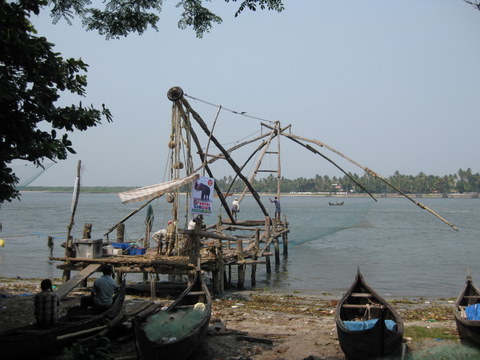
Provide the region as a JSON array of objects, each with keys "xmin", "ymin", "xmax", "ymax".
[
  {"xmin": 0, "ymin": 281, "xmax": 126, "ymax": 360},
  {"xmin": 133, "ymin": 270, "xmax": 212, "ymax": 360},
  {"xmin": 335, "ymin": 269, "xmax": 405, "ymax": 360},
  {"xmin": 329, "ymin": 201, "xmax": 344, "ymax": 206},
  {"xmin": 454, "ymin": 275, "xmax": 480, "ymax": 346}
]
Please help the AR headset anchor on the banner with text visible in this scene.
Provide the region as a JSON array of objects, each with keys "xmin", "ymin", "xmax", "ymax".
[{"xmin": 190, "ymin": 176, "xmax": 215, "ymax": 217}]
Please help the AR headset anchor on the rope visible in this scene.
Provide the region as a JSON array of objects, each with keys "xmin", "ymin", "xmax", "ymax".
[
  {"xmin": 202, "ymin": 105, "xmax": 222, "ymax": 176},
  {"xmin": 184, "ymin": 93, "xmax": 274, "ymax": 124}
]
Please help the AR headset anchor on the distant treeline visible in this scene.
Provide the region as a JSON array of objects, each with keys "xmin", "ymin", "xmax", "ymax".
[
  {"xmin": 216, "ymin": 168, "xmax": 480, "ymax": 194},
  {"xmin": 24, "ymin": 168, "xmax": 480, "ymax": 195},
  {"xmin": 22, "ymin": 186, "xmax": 136, "ymax": 193}
]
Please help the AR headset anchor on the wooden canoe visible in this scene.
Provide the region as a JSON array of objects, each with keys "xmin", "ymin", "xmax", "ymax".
[
  {"xmin": 454, "ymin": 275, "xmax": 480, "ymax": 346},
  {"xmin": 329, "ymin": 201, "xmax": 344, "ymax": 206},
  {"xmin": 335, "ymin": 269, "xmax": 405, "ymax": 360},
  {"xmin": 0, "ymin": 281, "xmax": 126, "ymax": 360},
  {"xmin": 134, "ymin": 270, "xmax": 212, "ymax": 360}
]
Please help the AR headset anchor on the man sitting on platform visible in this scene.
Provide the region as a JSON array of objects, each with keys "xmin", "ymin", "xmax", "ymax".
[
  {"xmin": 81, "ymin": 265, "xmax": 118, "ymax": 310},
  {"xmin": 34, "ymin": 279, "xmax": 59, "ymax": 327}
]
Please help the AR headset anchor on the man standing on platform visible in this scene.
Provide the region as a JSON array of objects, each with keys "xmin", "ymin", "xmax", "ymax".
[
  {"xmin": 231, "ymin": 198, "xmax": 240, "ymax": 221},
  {"xmin": 269, "ymin": 196, "xmax": 281, "ymax": 221}
]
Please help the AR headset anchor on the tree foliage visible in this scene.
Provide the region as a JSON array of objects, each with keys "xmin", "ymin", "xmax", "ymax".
[
  {"xmin": 49, "ymin": 0, "xmax": 284, "ymax": 38},
  {"xmin": 0, "ymin": 0, "xmax": 112, "ymax": 203},
  {"xmin": 1, "ymin": 0, "xmax": 284, "ymax": 203},
  {"xmin": 464, "ymin": 0, "xmax": 480, "ymax": 11},
  {"xmin": 216, "ymin": 168, "xmax": 480, "ymax": 195}
]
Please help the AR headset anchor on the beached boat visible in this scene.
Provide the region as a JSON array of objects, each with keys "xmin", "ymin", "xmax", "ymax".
[
  {"xmin": 454, "ymin": 275, "xmax": 480, "ymax": 346},
  {"xmin": 335, "ymin": 269, "xmax": 405, "ymax": 360},
  {"xmin": 0, "ymin": 281, "xmax": 126, "ymax": 360},
  {"xmin": 133, "ymin": 270, "xmax": 212, "ymax": 360}
]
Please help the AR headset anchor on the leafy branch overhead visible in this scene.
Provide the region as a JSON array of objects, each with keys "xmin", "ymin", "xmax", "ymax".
[
  {"xmin": 463, "ymin": 0, "xmax": 480, "ymax": 11},
  {"xmin": 0, "ymin": 0, "xmax": 112, "ymax": 203},
  {"xmin": 49, "ymin": 0, "xmax": 284, "ymax": 38}
]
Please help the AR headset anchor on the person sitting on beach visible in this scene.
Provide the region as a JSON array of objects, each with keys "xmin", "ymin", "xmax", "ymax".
[
  {"xmin": 34, "ymin": 279, "xmax": 59, "ymax": 327},
  {"xmin": 81, "ymin": 265, "xmax": 118, "ymax": 310}
]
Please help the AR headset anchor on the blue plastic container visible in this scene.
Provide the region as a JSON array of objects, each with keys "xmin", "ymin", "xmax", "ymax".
[
  {"xmin": 112, "ymin": 243, "xmax": 130, "ymax": 250},
  {"xmin": 129, "ymin": 247, "xmax": 146, "ymax": 255}
]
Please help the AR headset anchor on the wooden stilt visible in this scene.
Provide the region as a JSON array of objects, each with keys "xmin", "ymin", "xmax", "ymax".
[
  {"xmin": 251, "ymin": 228, "xmax": 260, "ymax": 287},
  {"xmin": 272, "ymin": 218, "xmax": 280, "ymax": 264},
  {"xmin": 150, "ymin": 274, "xmax": 156, "ymax": 301},
  {"xmin": 237, "ymin": 236, "xmax": 245, "ymax": 290},
  {"xmin": 82, "ymin": 223, "xmax": 92, "ymax": 239},
  {"xmin": 228, "ymin": 265, "xmax": 232, "ymax": 288},
  {"xmin": 282, "ymin": 232, "xmax": 288, "ymax": 257},
  {"xmin": 212, "ymin": 240, "xmax": 224, "ymax": 296},
  {"xmin": 81, "ymin": 224, "xmax": 93, "ymax": 287},
  {"xmin": 265, "ymin": 217, "xmax": 271, "ymax": 275},
  {"xmin": 116, "ymin": 223, "xmax": 125, "ymax": 243}
]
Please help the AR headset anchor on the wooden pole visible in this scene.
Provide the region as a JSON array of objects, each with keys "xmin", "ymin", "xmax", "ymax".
[
  {"xmin": 116, "ymin": 223, "xmax": 125, "ymax": 243},
  {"xmin": 63, "ymin": 160, "xmax": 81, "ymax": 282},
  {"xmin": 276, "ymin": 121, "xmax": 282, "ymax": 199},
  {"xmin": 212, "ymin": 239, "xmax": 224, "ymax": 296},
  {"xmin": 265, "ymin": 217, "xmax": 271, "ymax": 275},
  {"xmin": 180, "ymin": 96, "xmax": 270, "ymax": 217},
  {"xmin": 237, "ymin": 236, "xmax": 245, "ymax": 290},
  {"xmin": 47, "ymin": 236, "xmax": 54, "ymax": 257},
  {"xmin": 82, "ymin": 223, "xmax": 92, "ymax": 239},
  {"xmin": 272, "ymin": 218, "xmax": 280, "ymax": 265},
  {"xmin": 251, "ymin": 228, "xmax": 260, "ymax": 287},
  {"xmin": 104, "ymin": 197, "xmax": 157, "ymax": 237},
  {"xmin": 282, "ymin": 231, "xmax": 288, "ymax": 257}
]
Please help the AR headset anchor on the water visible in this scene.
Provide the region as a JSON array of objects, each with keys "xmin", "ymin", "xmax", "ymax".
[{"xmin": 1, "ymin": 192, "xmax": 479, "ymax": 299}]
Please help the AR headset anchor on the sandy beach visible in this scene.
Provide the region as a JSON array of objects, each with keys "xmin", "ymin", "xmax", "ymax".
[{"xmin": 0, "ymin": 277, "xmax": 471, "ymax": 360}]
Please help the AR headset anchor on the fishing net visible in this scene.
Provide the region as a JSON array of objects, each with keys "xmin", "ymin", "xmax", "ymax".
[
  {"xmin": 408, "ymin": 343, "xmax": 480, "ymax": 360},
  {"xmin": 143, "ymin": 303, "xmax": 206, "ymax": 342}
]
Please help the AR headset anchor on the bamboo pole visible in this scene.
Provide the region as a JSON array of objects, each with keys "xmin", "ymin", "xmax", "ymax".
[
  {"xmin": 283, "ymin": 134, "xmax": 377, "ymax": 201},
  {"xmin": 276, "ymin": 122, "xmax": 282, "ymax": 199},
  {"xmin": 287, "ymin": 133, "xmax": 458, "ymax": 231},
  {"xmin": 265, "ymin": 217, "xmax": 271, "ymax": 275},
  {"xmin": 104, "ymin": 197, "xmax": 157, "ymax": 237},
  {"xmin": 238, "ymin": 129, "xmax": 277, "ymax": 202},
  {"xmin": 237, "ymin": 235, "xmax": 245, "ymax": 290},
  {"xmin": 251, "ymin": 228, "xmax": 260, "ymax": 287},
  {"xmin": 116, "ymin": 223, "xmax": 125, "ymax": 243},
  {"xmin": 273, "ymin": 218, "xmax": 280, "ymax": 265},
  {"xmin": 175, "ymin": 103, "xmax": 235, "ymax": 223},
  {"xmin": 224, "ymin": 140, "xmax": 268, "ymax": 204},
  {"xmin": 82, "ymin": 223, "xmax": 92, "ymax": 239},
  {"xmin": 63, "ymin": 160, "xmax": 81, "ymax": 282},
  {"xmin": 180, "ymin": 96, "xmax": 270, "ymax": 217}
]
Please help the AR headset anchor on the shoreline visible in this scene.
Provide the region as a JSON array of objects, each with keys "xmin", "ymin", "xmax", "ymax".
[
  {"xmin": 0, "ymin": 277, "xmax": 468, "ymax": 359},
  {"xmin": 19, "ymin": 189, "xmax": 480, "ymax": 199}
]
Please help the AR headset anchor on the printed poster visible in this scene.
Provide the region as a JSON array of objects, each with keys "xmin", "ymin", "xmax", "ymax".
[{"xmin": 190, "ymin": 176, "xmax": 215, "ymax": 216}]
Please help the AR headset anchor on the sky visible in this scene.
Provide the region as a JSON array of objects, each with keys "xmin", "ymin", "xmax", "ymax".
[{"xmin": 17, "ymin": 0, "xmax": 480, "ymax": 187}]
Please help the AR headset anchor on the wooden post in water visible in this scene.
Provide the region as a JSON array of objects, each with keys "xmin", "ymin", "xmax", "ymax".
[
  {"xmin": 272, "ymin": 218, "xmax": 280, "ymax": 265},
  {"xmin": 63, "ymin": 160, "xmax": 81, "ymax": 283},
  {"xmin": 251, "ymin": 228, "xmax": 260, "ymax": 287},
  {"xmin": 282, "ymin": 232, "xmax": 288, "ymax": 257},
  {"xmin": 237, "ymin": 236, "xmax": 245, "ymax": 290},
  {"xmin": 82, "ymin": 223, "xmax": 92, "ymax": 239},
  {"xmin": 212, "ymin": 239, "xmax": 224, "ymax": 296},
  {"xmin": 47, "ymin": 236, "xmax": 54, "ymax": 257},
  {"xmin": 116, "ymin": 223, "xmax": 125, "ymax": 243},
  {"xmin": 265, "ymin": 217, "xmax": 271, "ymax": 275}
]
